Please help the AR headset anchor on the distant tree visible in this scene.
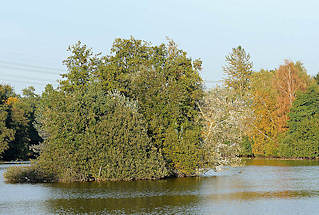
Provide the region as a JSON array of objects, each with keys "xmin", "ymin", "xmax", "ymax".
[
  {"xmin": 0, "ymin": 108, "xmax": 14, "ymax": 157},
  {"xmin": 223, "ymin": 46, "xmax": 253, "ymax": 97},
  {"xmin": 0, "ymin": 85, "xmax": 17, "ymax": 158},
  {"xmin": 0, "ymin": 85, "xmax": 42, "ymax": 160}
]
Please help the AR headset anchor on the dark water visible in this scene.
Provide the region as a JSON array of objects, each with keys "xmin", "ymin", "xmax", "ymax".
[{"xmin": 1, "ymin": 159, "xmax": 319, "ymax": 215}]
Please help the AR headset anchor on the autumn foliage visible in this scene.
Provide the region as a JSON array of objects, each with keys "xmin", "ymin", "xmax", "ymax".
[{"xmin": 273, "ymin": 61, "xmax": 311, "ymax": 133}]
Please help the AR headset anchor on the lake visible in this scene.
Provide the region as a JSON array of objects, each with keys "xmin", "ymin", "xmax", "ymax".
[{"xmin": 1, "ymin": 159, "xmax": 319, "ymax": 214}]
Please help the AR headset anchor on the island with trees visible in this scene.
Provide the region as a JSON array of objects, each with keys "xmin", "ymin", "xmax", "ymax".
[{"xmin": 2, "ymin": 37, "xmax": 319, "ymax": 183}]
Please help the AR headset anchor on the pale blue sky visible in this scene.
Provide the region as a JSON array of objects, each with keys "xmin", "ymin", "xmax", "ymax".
[{"xmin": 1, "ymin": 0, "xmax": 319, "ymax": 93}]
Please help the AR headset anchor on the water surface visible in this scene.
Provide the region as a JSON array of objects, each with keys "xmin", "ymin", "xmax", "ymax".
[{"xmin": 1, "ymin": 159, "xmax": 319, "ymax": 214}]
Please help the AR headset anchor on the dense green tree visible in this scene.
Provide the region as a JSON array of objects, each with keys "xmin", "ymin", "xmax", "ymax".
[{"xmin": 279, "ymin": 84, "xmax": 319, "ymax": 158}]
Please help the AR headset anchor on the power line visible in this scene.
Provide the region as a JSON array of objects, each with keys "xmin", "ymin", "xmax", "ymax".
[
  {"xmin": 0, "ymin": 60, "xmax": 222, "ymax": 84},
  {"xmin": 0, "ymin": 72, "xmax": 55, "ymax": 82},
  {"xmin": 0, "ymin": 60, "xmax": 64, "ymax": 72},
  {"xmin": 1, "ymin": 76, "xmax": 219, "ymax": 84},
  {"xmin": 0, "ymin": 79, "xmax": 54, "ymax": 85},
  {"xmin": 203, "ymin": 80, "xmax": 221, "ymax": 83},
  {"xmin": 0, "ymin": 64, "xmax": 62, "ymax": 75}
]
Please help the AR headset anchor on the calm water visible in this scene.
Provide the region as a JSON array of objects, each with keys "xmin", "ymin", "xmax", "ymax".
[{"xmin": 1, "ymin": 159, "xmax": 319, "ymax": 214}]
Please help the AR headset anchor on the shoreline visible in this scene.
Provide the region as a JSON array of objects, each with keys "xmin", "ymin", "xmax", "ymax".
[{"xmin": 0, "ymin": 161, "xmax": 31, "ymax": 165}]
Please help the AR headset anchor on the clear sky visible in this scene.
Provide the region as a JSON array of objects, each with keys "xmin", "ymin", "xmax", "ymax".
[{"xmin": 1, "ymin": 0, "xmax": 319, "ymax": 94}]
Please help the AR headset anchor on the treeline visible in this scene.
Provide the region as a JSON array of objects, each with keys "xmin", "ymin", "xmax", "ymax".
[
  {"xmin": 2, "ymin": 38, "xmax": 319, "ymax": 183},
  {"xmin": 220, "ymin": 46, "xmax": 319, "ymax": 158}
]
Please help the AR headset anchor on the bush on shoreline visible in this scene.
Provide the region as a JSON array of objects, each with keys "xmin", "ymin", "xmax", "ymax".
[{"xmin": 4, "ymin": 165, "xmax": 56, "ymax": 183}]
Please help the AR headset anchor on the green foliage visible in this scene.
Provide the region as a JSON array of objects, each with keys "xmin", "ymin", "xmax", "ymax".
[
  {"xmin": 0, "ymin": 85, "xmax": 42, "ymax": 160},
  {"xmin": 0, "ymin": 105, "xmax": 14, "ymax": 156},
  {"xmin": 239, "ymin": 136, "xmax": 254, "ymax": 157},
  {"xmin": 314, "ymin": 72, "xmax": 319, "ymax": 85},
  {"xmin": 279, "ymin": 84, "xmax": 319, "ymax": 158},
  {"xmin": 0, "ymin": 85, "xmax": 15, "ymax": 157}
]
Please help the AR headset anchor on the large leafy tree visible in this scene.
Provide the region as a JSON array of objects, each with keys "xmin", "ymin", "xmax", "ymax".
[
  {"xmin": 72, "ymin": 38, "xmax": 204, "ymax": 176},
  {"xmin": 33, "ymin": 37, "xmax": 204, "ymax": 181}
]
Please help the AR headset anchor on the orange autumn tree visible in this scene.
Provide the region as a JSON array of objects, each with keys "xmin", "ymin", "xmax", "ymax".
[{"xmin": 273, "ymin": 61, "xmax": 312, "ymax": 133}]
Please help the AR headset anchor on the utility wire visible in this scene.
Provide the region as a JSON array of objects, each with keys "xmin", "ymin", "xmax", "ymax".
[
  {"xmin": 0, "ymin": 72, "xmax": 55, "ymax": 82},
  {"xmin": 0, "ymin": 78, "xmax": 54, "ymax": 85},
  {"xmin": 0, "ymin": 60, "xmax": 64, "ymax": 72},
  {"xmin": 0, "ymin": 60, "xmax": 222, "ymax": 83},
  {"xmin": 0, "ymin": 65, "xmax": 62, "ymax": 75},
  {"xmin": 1, "ymin": 75, "xmax": 219, "ymax": 84}
]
